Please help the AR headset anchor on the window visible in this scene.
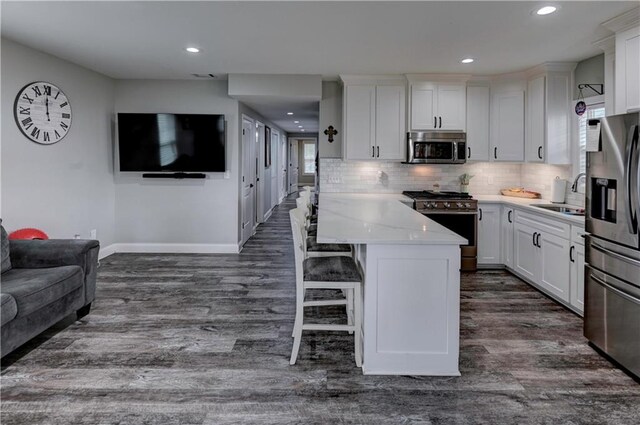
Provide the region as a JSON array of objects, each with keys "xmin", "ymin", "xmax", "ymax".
[
  {"xmin": 303, "ymin": 141, "xmax": 316, "ymax": 174},
  {"xmin": 575, "ymin": 99, "xmax": 605, "ymax": 175}
]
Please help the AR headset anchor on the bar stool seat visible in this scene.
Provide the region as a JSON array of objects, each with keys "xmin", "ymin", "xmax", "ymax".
[
  {"xmin": 303, "ymin": 256, "xmax": 361, "ymax": 282},
  {"xmin": 305, "ymin": 238, "xmax": 352, "ymax": 256}
]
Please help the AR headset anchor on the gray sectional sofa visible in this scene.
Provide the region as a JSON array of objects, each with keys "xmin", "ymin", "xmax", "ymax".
[{"xmin": 1, "ymin": 223, "xmax": 99, "ymax": 357}]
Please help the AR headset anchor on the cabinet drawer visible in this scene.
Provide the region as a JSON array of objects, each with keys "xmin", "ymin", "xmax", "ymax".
[
  {"xmin": 515, "ymin": 209, "xmax": 570, "ymax": 239},
  {"xmin": 571, "ymin": 225, "xmax": 587, "ymax": 246}
]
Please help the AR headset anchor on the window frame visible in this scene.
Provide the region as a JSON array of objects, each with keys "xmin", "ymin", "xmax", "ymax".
[
  {"xmin": 302, "ymin": 140, "xmax": 316, "ymax": 175},
  {"xmin": 572, "ymin": 94, "xmax": 605, "ymax": 177}
]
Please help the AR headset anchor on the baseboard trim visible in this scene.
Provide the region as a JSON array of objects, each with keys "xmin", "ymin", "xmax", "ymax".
[
  {"xmin": 263, "ymin": 208, "xmax": 273, "ymax": 222},
  {"xmin": 110, "ymin": 243, "xmax": 240, "ymax": 254},
  {"xmin": 98, "ymin": 244, "xmax": 117, "ymax": 260}
]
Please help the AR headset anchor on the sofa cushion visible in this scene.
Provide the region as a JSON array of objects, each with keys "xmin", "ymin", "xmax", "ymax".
[
  {"xmin": 1, "ymin": 220, "xmax": 11, "ymax": 273},
  {"xmin": 1, "ymin": 266, "xmax": 83, "ymax": 318},
  {"xmin": 1, "ymin": 293, "xmax": 17, "ymax": 326}
]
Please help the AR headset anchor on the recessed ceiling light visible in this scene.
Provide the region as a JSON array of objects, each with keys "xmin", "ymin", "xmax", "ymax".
[
  {"xmin": 461, "ymin": 58, "xmax": 474, "ymax": 64},
  {"xmin": 185, "ymin": 47, "xmax": 200, "ymax": 53},
  {"xmin": 298, "ymin": 125, "xmax": 303, "ymax": 128},
  {"xmin": 287, "ymin": 112, "xmax": 294, "ymax": 115},
  {"xmin": 301, "ymin": 129, "xmax": 305, "ymax": 132},
  {"xmin": 536, "ymin": 6, "xmax": 557, "ymax": 15},
  {"xmin": 294, "ymin": 120, "xmax": 300, "ymax": 123}
]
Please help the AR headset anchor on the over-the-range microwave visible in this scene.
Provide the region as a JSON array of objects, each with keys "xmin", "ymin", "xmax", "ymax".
[{"xmin": 405, "ymin": 131, "xmax": 467, "ymax": 164}]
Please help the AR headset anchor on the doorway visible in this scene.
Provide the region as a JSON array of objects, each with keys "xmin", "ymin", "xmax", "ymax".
[{"xmin": 241, "ymin": 116, "xmax": 257, "ymax": 246}]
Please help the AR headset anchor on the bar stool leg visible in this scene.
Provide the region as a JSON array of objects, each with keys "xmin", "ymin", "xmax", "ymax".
[
  {"xmin": 354, "ymin": 285, "xmax": 363, "ymax": 368},
  {"xmin": 346, "ymin": 289, "xmax": 354, "ymax": 334},
  {"xmin": 290, "ymin": 288, "xmax": 304, "ymax": 364}
]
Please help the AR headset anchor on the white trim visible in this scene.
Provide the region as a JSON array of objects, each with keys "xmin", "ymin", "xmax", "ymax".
[
  {"xmin": 112, "ymin": 243, "xmax": 240, "ymax": 254},
  {"xmin": 263, "ymin": 207, "xmax": 273, "ymax": 222},
  {"xmin": 98, "ymin": 244, "xmax": 117, "ymax": 260}
]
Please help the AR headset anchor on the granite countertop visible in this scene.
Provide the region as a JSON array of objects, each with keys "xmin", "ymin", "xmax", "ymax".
[
  {"xmin": 316, "ymin": 193, "xmax": 467, "ymax": 245},
  {"xmin": 475, "ymin": 195, "xmax": 585, "ymax": 226}
]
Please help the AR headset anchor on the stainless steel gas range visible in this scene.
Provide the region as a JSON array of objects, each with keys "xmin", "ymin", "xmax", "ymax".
[{"xmin": 403, "ymin": 190, "xmax": 478, "ymax": 271}]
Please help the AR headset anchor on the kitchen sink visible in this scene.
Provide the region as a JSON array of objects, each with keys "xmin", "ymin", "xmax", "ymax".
[{"xmin": 533, "ymin": 204, "xmax": 586, "ymax": 216}]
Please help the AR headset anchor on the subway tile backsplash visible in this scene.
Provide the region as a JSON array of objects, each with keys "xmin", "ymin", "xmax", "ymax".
[{"xmin": 319, "ymin": 159, "xmax": 586, "ymax": 206}]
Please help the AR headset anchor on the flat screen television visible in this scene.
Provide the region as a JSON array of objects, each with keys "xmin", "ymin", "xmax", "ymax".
[{"xmin": 117, "ymin": 113, "xmax": 226, "ymax": 172}]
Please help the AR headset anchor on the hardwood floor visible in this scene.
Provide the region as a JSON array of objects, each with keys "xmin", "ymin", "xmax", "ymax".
[{"xmin": 2, "ymin": 195, "xmax": 639, "ymax": 424}]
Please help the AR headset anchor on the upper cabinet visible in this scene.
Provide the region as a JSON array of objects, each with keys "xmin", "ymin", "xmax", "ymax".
[
  {"xmin": 491, "ymin": 89, "xmax": 525, "ymax": 161},
  {"xmin": 602, "ymin": 8, "xmax": 640, "ymax": 114},
  {"xmin": 342, "ymin": 76, "xmax": 406, "ymax": 161},
  {"xmin": 408, "ymin": 77, "xmax": 467, "ymax": 131},
  {"xmin": 466, "ymin": 86, "xmax": 490, "ymax": 161},
  {"xmin": 525, "ymin": 65, "xmax": 574, "ymax": 164}
]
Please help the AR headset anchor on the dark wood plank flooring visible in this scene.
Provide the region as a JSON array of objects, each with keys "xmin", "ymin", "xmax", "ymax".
[{"xmin": 2, "ymin": 195, "xmax": 639, "ymax": 424}]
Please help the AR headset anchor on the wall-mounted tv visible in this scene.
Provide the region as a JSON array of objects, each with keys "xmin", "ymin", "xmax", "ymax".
[{"xmin": 117, "ymin": 113, "xmax": 226, "ymax": 172}]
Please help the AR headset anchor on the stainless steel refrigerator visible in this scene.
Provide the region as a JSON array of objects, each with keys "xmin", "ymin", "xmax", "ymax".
[{"xmin": 585, "ymin": 112, "xmax": 639, "ymax": 378}]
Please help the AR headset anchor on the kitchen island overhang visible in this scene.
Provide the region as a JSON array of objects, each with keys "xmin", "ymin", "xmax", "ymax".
[{"xmin": 317, "ymin": 193, "xmax": 467, "ymax": 376}]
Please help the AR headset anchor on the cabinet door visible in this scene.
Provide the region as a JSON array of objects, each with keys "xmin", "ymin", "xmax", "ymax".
[
  {"xmin": 478, "ymin": 204, "xmax": 501, "ymax": 264},
  {"xmin": 526, "ymin": 76, "xmax": 545, "ymax": 163},
  {"xmin": 437, "ymin": 84, "xmax": 466, "ymax": 130},
  {"xmin": 466, "ymin": 86, "xmax": 490, "ymax": 161},
  {"xmin": 570, "ymin": 243, "xmax": 585, "ymax": 314},
  {"xmin": 616, "ymin": 27, "xmax": 640, "ymax": 113},
  {"xmin": 376, "ymin": 85, "xmax": 406, "ymax": 160},
  {"xmin": 538, "ymin": 232, "xmax": 571, "ymax": 303},
  {"xmin": 345, "ymin": 85, "xmax": 376, "ymax": 160},
  {"xmin": 491, "ymin": 91, "xmax": 525, "ymax": 161},
  {"xmin": 410, "ymin": 83, "xmax": 437, "ymax": 130},
  {"xmin": 501, "ymin": 207, "xmax": 514, "ymax": 268},
  {"xmin": 514, "ymin": 222, "xmax": 538, "ymax": 281}
]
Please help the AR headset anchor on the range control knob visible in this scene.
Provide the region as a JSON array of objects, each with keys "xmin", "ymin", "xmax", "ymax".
[
  {"xmin": 424, "ymin": 202, "xmax": 432, "ymax": 209},
  {"xmin": 443, "ymin": 202, "xmax": 451, "ymax": 209},
  {"xmin": 456, "ymin": 202, "xmax": 464, "ymax": 208},
  {"xmin": 465, "ymin": 203, "xmax": 472, "ymax": 208}
]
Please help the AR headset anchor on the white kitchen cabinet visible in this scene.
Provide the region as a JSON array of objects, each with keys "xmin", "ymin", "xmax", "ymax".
[
  {"xmin": 569, "ymin": 225, "xmax": 587, "ymax": 315},
  {"xmin": 409, "ymin": 82, "xmax": 466, "ymax": 131},
  {"xmin": 525, "ymin": 67, "xmax": 573, "ymax": 164},
  {"xmin": 342, "ymin": 77, "xmax": 406, "ymax": 161},
  {"xmin": 514, "ymin": 222, "xmax": 538, "ymax": 282},
  {"xmin": 478, "ymin": 204, "xmax": 501, "ymax": 264},
  {"xmin": 538, "ymin": 231, "xmax": 571, "ymax": 303},
  {"xmin": 615, "ymin": 26, "xmax": 640, "ymax": 113},
  {"xmin": 501, "ymin": 206, "xmax": 515, "ymax": 268},
  {"xmin": 466, "ymin": 86, "xmax": 490, "ymax": 161},
  {"xmin": 491, "ymin": 90, "xmax": 525, "ymax": 161}
]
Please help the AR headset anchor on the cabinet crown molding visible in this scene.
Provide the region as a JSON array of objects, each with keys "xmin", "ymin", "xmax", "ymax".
[
  {"xmin": 525, "ymin": 62, "xmax": 577, "ymax": 78},
  {"xmin": 340, "ymin": 75, "xmax": 406, "ymax": 85},
  {"xmin": 601, "ymin": 6, "xmax": 640, "ymax": 33},
  {"xmin": 593, "ymin": 35, "xmax": 616, "ymax": 53},
  {"xmin": 406, "ymin": 74, "xmax": 471, "ymax": 84}
]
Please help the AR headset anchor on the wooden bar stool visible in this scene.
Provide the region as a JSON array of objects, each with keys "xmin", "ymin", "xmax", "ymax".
[{"xmin": 289, "ymin": 209, "xmax": 363, "ymax": 367}]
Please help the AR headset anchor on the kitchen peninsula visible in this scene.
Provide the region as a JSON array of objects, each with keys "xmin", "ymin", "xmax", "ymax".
[{"xmin": 316, "ymin": 193, "xmax": 467, "ymax": 375}]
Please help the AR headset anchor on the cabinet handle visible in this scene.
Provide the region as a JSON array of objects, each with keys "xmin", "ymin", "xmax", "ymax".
[
  {"xmin": 377, "ymin": 146, "xmax": 380, "ymax": 158},
  {"xmin": 372, "ymin": 146, "xmax": 375, "ymax": 158},
  {"xmin": 538, "ymin": 146, "xmax": 543, "ymax": 159},
  {"xmin": 468, "ymin": 147, "xmax": 471, "ymax": 158},
  {"xmin": 570, "ymin": 245, "xmax": 575, "ymax": 262},
  {"xmin": 494, "ymin": 147, "xmax": 498, "ymax": 159},
  {"xmin": 536, "ymin": 233, "xmax": 541, "ymax": 248},
  {"xmin": 439, "ymin": 116, "xmax": 442, "ymax": 128},
  {"xmin": 434, "ymin": 116, "xmax": 437, "ymax": 128},
  {"xmin": 508, "ymin": 210, "xmax": 512, "ymax": 223},
  {"xmin": 479, "ymin": 208, "xmax": 483, "ymax": 221},
  {"xmin": 533, "ymin": 232, "xmax": 537, "ymax": 247}
]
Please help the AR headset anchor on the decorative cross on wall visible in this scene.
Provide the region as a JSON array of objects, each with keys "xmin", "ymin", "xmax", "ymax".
[{"xmin": 324, "ymin": 125, "xmax": 338, "ymax": 143}]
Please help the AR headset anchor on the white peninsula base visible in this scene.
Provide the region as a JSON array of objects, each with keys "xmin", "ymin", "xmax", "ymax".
[{"xmin": 317, "ymin": 193, "xmax": 465, "ymax": 376}]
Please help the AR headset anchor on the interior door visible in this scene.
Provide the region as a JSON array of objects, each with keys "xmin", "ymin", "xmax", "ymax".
[
  {"xmin": 280, "ymin": 134, "xmax": 287, "ymax": 202},
  {"xmin": 256, "ymin": 122, "xmax": 265, "ymax": 224},
  {"xmin": 241, "ymin": 118, "xmax": 256, "ymax": 245},
  {"xmin": 289, "ymin": 139, "xmax": 299, "ymax": 194},
  {"xmin": 271, "ymin": 129, "xmax": 279, "ymax": 209}
]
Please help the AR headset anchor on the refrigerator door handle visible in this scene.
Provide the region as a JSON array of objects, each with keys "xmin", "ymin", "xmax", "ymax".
[
  {"xmin": 625, "ymin": 124, "xmax": 639, "ymax": 235},
  {"xmin": 591, "ymin": 241, "xmax": 640, "ymax": 267},
  {"xmin": 590, "ymin": 272, "xmax": 640, "ymax": 305}
]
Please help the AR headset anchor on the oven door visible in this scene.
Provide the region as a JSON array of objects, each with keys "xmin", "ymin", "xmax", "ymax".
[{"xmin": 423, "ymin": 212, "xmax": 478, "ymax": 267}]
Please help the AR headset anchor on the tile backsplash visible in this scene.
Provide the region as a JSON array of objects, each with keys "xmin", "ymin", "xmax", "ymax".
[{"xmin": 319, "ymin": 159, "xmax": 586, "ymax": 206}]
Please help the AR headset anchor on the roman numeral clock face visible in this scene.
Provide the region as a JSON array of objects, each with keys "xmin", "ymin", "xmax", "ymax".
[{"xmin": 13, "ymin": 82, "xmax": 72, "ymax": 144}]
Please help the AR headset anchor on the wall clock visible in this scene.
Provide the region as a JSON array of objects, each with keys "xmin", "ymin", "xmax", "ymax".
[{"xmin": 13, "ymin": 81, "xmax": 72, "ymax": 145}]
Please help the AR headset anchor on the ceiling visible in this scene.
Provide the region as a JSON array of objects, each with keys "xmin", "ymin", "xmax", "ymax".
[{"xmin": 2, "ymin": 1, "xmax": 636, "ymax": 133}]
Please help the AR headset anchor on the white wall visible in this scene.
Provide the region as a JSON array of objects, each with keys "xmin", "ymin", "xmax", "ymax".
[
  {"xmin": 318, "ymin": 81, "xmax": 343, "ymax": 158},
  {"xmin": 1, "ymin": 38, "xmax": 116, "ymax": 247},
  {"xmin": 113, "ymin": 80, "xmax": 240, "ymax": 249}
]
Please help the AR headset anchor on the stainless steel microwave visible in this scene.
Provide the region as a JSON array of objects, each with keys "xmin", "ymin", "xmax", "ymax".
[{"xmin": 406, "ymin": 132, "xmax": 467, "ymax": 164}]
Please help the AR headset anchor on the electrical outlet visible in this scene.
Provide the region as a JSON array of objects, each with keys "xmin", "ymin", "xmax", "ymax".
[
  {"xmin": 74, "ymin": 234, "xmax": 81, "ymax": 239},
  {"xmin": 90, "ymin": 229, "xmax": 97, "ymax": 239}
]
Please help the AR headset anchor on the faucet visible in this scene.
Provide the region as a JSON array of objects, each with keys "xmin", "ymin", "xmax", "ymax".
[{"xmin": 571, "ymin": 173, "xmax": 586, "ymax": 192}]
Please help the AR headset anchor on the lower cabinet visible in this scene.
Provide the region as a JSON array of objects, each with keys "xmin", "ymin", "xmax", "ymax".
[
  {"xmin": 569, "ymin": 226, "xmax": 586, "ymax": 314},
  {"xmin": 478, "ymin": 204, "xmax": 501, "ymax": 264},
  {"xmin": 501, "ymin": 207, "xmax": 514, "ymax": 268},
  {"xmin": 538, "ymin": 232, "xmax": 571, "ymax": 303}
]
